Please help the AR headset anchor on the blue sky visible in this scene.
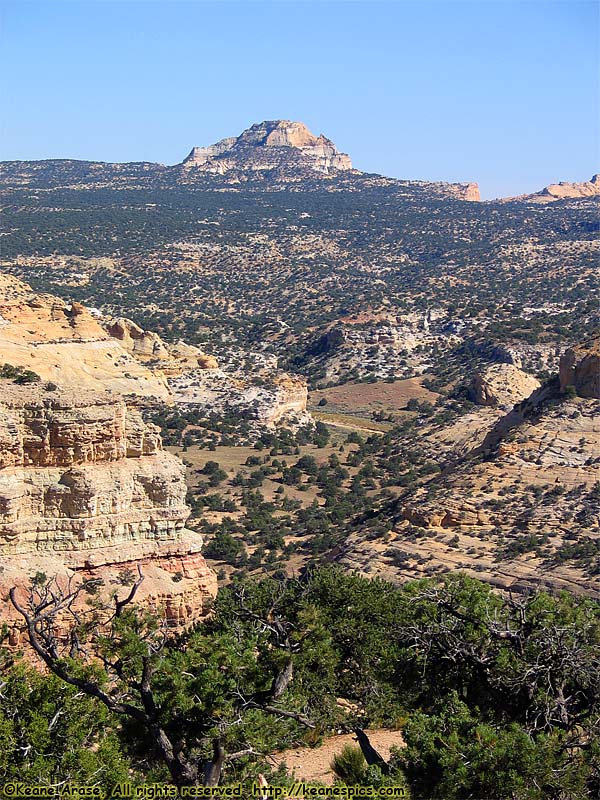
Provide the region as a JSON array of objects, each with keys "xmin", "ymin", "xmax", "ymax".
[{"xmin": 1, "ymin": 0, "xmax": 598, "ymax": 198}]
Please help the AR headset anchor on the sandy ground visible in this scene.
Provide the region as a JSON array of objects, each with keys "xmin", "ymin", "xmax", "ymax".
[
  {"xmin": 268, "ymin": 730, "xmax": 405, "ymax": 784},
  {"xmin": 309, "ymin": 377, "xmax": 439, "ymax": 415}
]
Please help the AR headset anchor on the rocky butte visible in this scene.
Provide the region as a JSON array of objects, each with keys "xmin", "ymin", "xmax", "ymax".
[
  {"xmin": 183, "ymin": 119, "xmax": 353, "ymax": 175},
  {"xmin": 180, "ymin": 120, "xmax": 480, "ymax": 198}
]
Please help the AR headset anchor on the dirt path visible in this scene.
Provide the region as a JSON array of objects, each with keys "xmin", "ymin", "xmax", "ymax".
[
  {"xmin": 268, "ymin": 729, "xmax": 404, "ymax": 784},
  {"xmin": 311, "ymin": 412, "xmax": 390, "ymax": 434}
]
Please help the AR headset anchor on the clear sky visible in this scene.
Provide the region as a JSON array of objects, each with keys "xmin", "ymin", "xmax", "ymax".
[{"xmin": 1, "ymin": 0, "xmax": 598, "ymax": 198}]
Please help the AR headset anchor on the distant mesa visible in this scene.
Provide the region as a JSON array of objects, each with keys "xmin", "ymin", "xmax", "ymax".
[
  {"xmin": 182, "ymin": 120, "xmax": 353, "ymax": 175},
  {"xmin": 538, "ymin": 173, "xmax": 600, "ymax": 201},
  {"xmin": 509, "ymin": 174, "xmax": 600, "ymax": 203},
  {"xmin": 459, "ymin": 182, "xmax": 480, "ymax": 202}
]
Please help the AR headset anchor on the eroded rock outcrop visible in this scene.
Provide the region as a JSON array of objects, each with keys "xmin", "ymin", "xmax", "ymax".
[
  {"xmin": 183, "ymin": 120, "xmax": 352, "ymax": 175},
  {"xmin": 106, "ymin": 317, "xmax": 219, "ymax": 372},
  {"xmin": 170, "ymin": 368, "xmax": 309, "ymax": 428},
  {"xmin": 449, "ymin": 182, "xmax": 480, "ymax": 201},
  {"xmin": 0, "ymin": 275, "xmax": 171, "ymax": 399},
  {"xmin": 0, "ymin": 276, "xmax": 220, "ymax": 399},
  {"xmin": 107, "ymin": 318, "xmax": 170, "ymax": 359},
  {"xmin": 559, "ymin": 335, "xmax": 600, "ymax": 399},
  {"xmin": 0, "ymin": 384, "xmax": 217, "ymax": 637},
  {"xmin": 401, "ymin": 503, "xmax": 490, "ymax": 529},
  {"xmin": 262, "ymin": 375, "xmax": 309, "ymax": 426},
  {"xmin": 508, "ymin": 174, "xmax": 600, "ymax": 203},
  {"xmin": 538, "ymin": 174, "xmax": 600, "ymax": 201},
  {"xmin": 469, "ymin": 363, "xmax": 541, "ymax": 409}
]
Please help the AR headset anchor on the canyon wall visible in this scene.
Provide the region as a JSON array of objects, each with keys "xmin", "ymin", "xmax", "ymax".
[{"xmin": 0, "ymin": 384, "xmax": 217, "ymax": 641}]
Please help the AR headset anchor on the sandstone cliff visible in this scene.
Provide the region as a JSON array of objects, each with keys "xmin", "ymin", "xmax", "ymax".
[
  {"xmin": 268, "ymin": 375, "xmax": 310, "ymax": 425},
  {"xmin": 0, "ymin": 383, "xmax": 217, "ymax": 640},
  {"xmin": 447, "ymin": 182, "xmax": 480, "ymax": 201},
  {"xmin": 537, "ymin": 174, "xmax": 600, "ymax": 201},
  {"xmin": 507, "ymin": 174, "xmax": 600, "ymax": 203}
]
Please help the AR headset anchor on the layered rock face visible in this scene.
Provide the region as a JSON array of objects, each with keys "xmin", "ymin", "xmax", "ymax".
[
  {"xmin": 267, "ymin": 375, "xmax": 309, "ymax": 425},
  {"xmin": 0, "ymin": 384, "xmax": 217, "ymax": 637},
  {"xmin": 183, "ymin": 120, "xmax": 352, "ymax": 175},
  {"xmin": 184, "ymin": 137, "xmax": 237, "ymax": 166}
]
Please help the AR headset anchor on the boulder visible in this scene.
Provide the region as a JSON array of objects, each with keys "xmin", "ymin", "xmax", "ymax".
[{"xmin": 469, "ymin": 363, "xmax": 541, "ymax": 408}]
